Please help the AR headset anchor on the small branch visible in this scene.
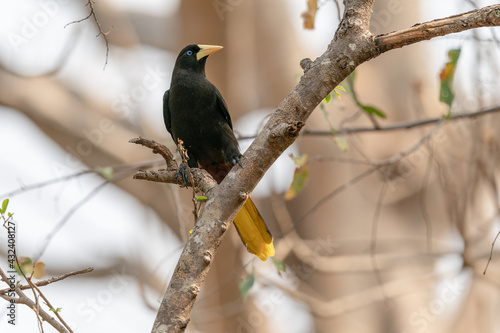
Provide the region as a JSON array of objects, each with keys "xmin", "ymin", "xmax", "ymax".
[
  {"xmin": 236, "ymin": 105, "xmax": 500, "ymax": 140},
  {"xmin": 369, "ymin": 182, "xmax": 389, "ymax": 302},
  {"xmin": 1, "ymin": 160, "xmax": 162, "ymax": 199},
  {"xmin": 0, "ymin": 267, "xmax": 94, "ymax": 295},
  {"xmin": 30, "ymin": 281, "xmax": 73, "ymax": 332},
  {"xmin": 283, "ymin": 122, "xmax": 444, "ymax": 237},
  {"xmin": 65, "ymin": 0, "xmax": 111, "ymax": 69},
  {"xmin": 375, "ymin": 5, "xmax": 500, "ymax": 52},
  {"xmin": 483, "ymin": 229, "xmax": 500, "ymax": 275},
  {"xmin": 133, "ymin": 169, "xmax": 216, "ymax": 195},
  {"xmin": 33, "ymin": 181, "xmax": 110, "ymax": 261},
  {"xmin": 0, "ymin": 267, "xmax": 70, "ymax": 333},
  {"xmin": 130, "ymin": 138, "xmax": 177, "ymax": 171},
  {"xmin": 305, "ymin": 105, "xmax": 500, "ymax": 136},
  {"xmin": 131, "ymin": 139, "xmax": 217, "ymax": 194},
  {"xmin": 177, "ymin": 140, "xmax": 199, "ymax": 221}
]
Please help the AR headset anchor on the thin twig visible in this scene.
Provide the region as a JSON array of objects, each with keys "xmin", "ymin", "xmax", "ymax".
[
  {"xmin": 30, "ymin": 282, "xmax": 73, "ymax": 332},
  {"xmin": 33, "ymin": 181, "xmax": 110, "ymax": 261},
  {"xmin": 1, "ymin": 170, "xmax": 93, "ymax": 198},
  {"xmin": 484, "ymin": 229, "xmax": 500, "ymax": 275},
  {"xmin": 1, "ymin": 160, "xmax": 162, "ymax": 199},
  {"xmin": 177, "ymin": 140, "xmax": 199, "ymax": 221},
  {"xmin": 0, "ymin": 267, "xmax": 94, "ymax": 295},
  {"xmin": 420, "ymin": 144, "xmax": 434, "ymax": 253},
  {"xmin": 130, "ymin": 138, "xmax": 178, "ymax": 171},
  {"xmin": 283, "ymin": 122, "xmax": 444, "ymax": 238},
  {"xmin": 283, "ymin": 166, "xmax": 379, "ymax": 236},
  {"xmin": 169, "ymin": 185, "xmax": 188, "ymax": 243},
  {"xmin": 64, "ymin": 0, "xmax": 110, "ymax": 69},
  {"xmin": 0, "ymin": 267, "xmax": 70, "ymax": 333},
  {"xmin": 236, "ymin": 105, "xmax": 500, "ymax": 140},
  {"xmin": 369, "ymin": 182, "xmax": 389, "ymax": 303}
]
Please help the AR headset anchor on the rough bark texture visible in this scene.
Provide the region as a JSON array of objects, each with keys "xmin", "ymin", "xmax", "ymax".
[{"xmin": 145, "ymin": 3, "xmax": 500, "ymax": 332}]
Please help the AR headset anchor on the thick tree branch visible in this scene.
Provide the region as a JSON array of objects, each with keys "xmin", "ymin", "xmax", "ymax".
[{"xmin": 146, "ymin": 3, "xmax": 500, "ymax": 332}]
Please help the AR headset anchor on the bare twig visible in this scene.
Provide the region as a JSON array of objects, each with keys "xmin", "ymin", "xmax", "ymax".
[
  {"xmin": 30, "ymin": 281, "xmax": 73, "ymax": 332},
  {"xmin": 420, "ymin": 144, "xmax": 434, "ymax": 253},
  {"xmin": 130, "ymin": 138, "xmax": 177, "ymax": 171},
  {"xmin": 131, "ymin": 139, "xmax": 217, "ymax": 194},
  {"xmin": 369, "ymin": 182, "xmax": 389, "ymax": 302},
  {"xmin": 0, "ymin": 267, "xmax": 94, "ymax": 295},
  {"xmin": 484, "ymin": 229, "xmax": 500, "ymax": 275},
  {"xmin": 2, "ymin": 160, "xmax": 162, "ymax": 199},
  {"xmin": 33, "ymin": 181, "xmax": 110, "ymax": 261},
  {"xmin": 0, "ymin": 267, "xmax": 70, "ymax": 333},
  {"xmin": 65, "ymin": 0, "xmax": 111, "ymax": 69},
  {"xmin": 235, "ymin": 105, "xmax": 500, "ymax": 140},
  {"xmin": 177, "ymin": 140, "xmax": 199, "ymax": 221}
]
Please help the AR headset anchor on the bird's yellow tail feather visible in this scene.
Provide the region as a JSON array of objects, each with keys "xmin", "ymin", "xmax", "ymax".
[{"xmin": 233, "ymin": 198, "xmax": 275, "ymax": 261}]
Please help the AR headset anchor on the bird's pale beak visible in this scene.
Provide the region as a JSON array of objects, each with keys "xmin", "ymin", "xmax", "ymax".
[{"xmin": 197, "ymin": 45, "xmax": 223, "ymax": 61}]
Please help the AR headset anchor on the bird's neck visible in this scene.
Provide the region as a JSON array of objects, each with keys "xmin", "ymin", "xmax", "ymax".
[{"xmin": 172, "ymin": 68, "xmax": 207, "ymax": 86}]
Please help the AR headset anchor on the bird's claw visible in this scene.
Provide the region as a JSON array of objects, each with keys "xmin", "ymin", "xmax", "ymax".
[
  {"xmin": 229, "ymin": 153, "xmax": 243, "ymax": 168},
  {"xmin": 234, "ymin": 156, "xmax": 243, "ymax": 168},
  {"xmin": 176, "ymin": 162, "xmax": 190, "ymax": 188}
]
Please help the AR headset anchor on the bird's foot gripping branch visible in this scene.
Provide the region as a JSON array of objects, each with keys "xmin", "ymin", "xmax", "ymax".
[
  {"xmin": 129, "ymin": 137, "xmax": 275, "ymax": 262},
  {"xmin": 129, "ymin": 137, "xmax": 217, "ymax": 194}
]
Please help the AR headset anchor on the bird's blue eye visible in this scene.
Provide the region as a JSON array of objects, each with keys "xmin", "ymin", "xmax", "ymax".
[{"xmin": 187, "ymin": 50, "xmax": 193, "ymax": 56}]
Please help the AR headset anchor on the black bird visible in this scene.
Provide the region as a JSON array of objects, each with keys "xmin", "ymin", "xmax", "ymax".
[{"xmin": 163, "ymin": 44, "xmax": 275, "ymax": 261}]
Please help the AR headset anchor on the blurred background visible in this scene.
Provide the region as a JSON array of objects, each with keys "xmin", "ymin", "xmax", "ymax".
[{"xmin": 1, "ymin": 0, "xmax": 500, "ymax": 332}]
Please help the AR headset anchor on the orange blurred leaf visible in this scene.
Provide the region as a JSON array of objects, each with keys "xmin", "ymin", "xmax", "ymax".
[
  {"xmin": 15, "ymin": 257, "xmax": 46, "ymax": 279},
  {"xmin": 301, "ymin": 0, "xmax": 318, "ymax": 29}
]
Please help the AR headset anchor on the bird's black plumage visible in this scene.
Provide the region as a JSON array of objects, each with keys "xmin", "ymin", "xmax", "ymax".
[{"xmin": 163, "ymin": 44, "xmax": 241, "ymax": 183}]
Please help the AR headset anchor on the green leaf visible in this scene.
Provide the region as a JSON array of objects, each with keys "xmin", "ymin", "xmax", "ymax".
[
  {"xmin": 271, "ymin": 258, "xmax": 286, "ymax": 275},
  {"xmin": 49, "ymin": 307, "xmax": 62, "ymax": 313},
  {"xmin": 96, "ymin": 166, "xmax": 114, "ymax": 181},
  {"xmin": 325, "ymin": 85, "xmax": 345, "ymax": 103},
  {"xmin": 284, "ymin": 165, "xmax": 309, "ymax": 200},
  {"xmin": 333, "ymin": 85, "xmax": 346, "ymax": 100},
  {"xmin": 335, "ymin": 85, "xmax": 346, "ymax": 93},
  {"xmin": 361, "ymin": 105, "xmax": 387, "ymax": 119},
  {"xmin": 440, "ymin": 82, "xmax": 454, "ymax": 108},
  {"xmin": 195, "ymin": 195, "xmax": 208, "ymax": 202},
  {"xmin": 238, "ymin": 273, "xmax": 255, "ymax": 301},
  {"xmin": 439, "ymin": 48, "xmax": 461, "ymax": 108},
  {"xmin": 1, "ymin": 198, "xmax": 9, "ymax": 215},
  {"xmin": 324, "ymin": 93, "xmax": 331, "ymax": 103}
]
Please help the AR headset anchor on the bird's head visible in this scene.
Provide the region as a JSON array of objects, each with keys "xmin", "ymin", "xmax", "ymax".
[{"xmin": 174, "ymin": 44, "xmax": 223, "ymax": 74}]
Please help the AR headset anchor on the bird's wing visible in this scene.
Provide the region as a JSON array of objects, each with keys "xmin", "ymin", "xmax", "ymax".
[
  {"xmin": 162, "ymin": 89, "xmax": 174, "ymax": 140},
  {"xmin": 214, "ymin": 87, "xmax": 233, "ymax": 129}
]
